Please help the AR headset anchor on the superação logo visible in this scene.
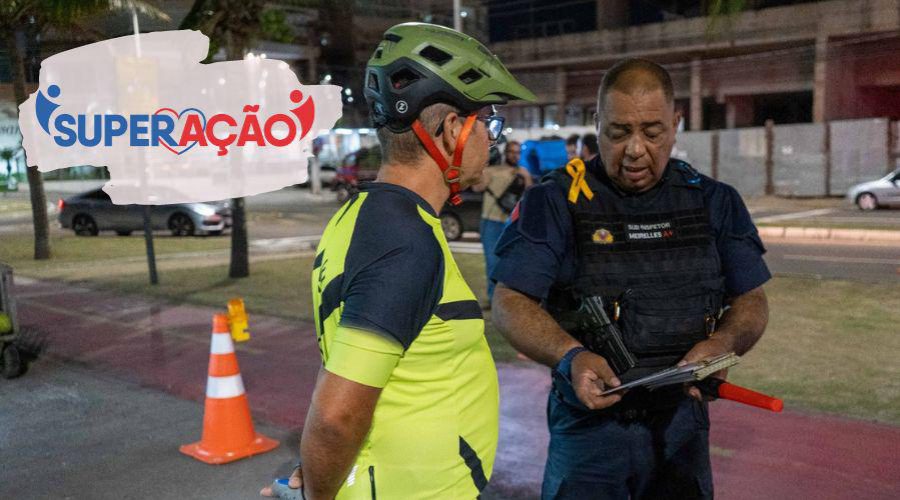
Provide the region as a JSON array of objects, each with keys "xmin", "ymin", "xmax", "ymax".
[
  {"xmin": 36, "ymin": 84, "xmax": 317, "ymax": 156},
  {"xmin": 20, "ymin": 30, "xmax": 344, "ymax": 205}
]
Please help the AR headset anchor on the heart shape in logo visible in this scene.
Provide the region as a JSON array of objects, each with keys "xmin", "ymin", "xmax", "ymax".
[{"xmin": 153, "ymin": 107, "xmax": 207, "ymax": 155}]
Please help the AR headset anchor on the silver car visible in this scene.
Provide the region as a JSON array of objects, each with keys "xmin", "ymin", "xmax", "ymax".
[
  {"xmin": 847, "ymin": 168, "xmax": 900, "ymax": 210},
  {"xmin": 58, "ymin": 189, "xmax": 231, "ymax": 236},
  {"xmin": 439, "ymin": 189, "xmax": 483, "ymax": 241}
]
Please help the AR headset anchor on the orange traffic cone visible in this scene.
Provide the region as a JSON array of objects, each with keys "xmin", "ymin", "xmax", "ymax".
[{"xmin": 180, "ymin": 314, "xmax": 279, "ymax": 464}]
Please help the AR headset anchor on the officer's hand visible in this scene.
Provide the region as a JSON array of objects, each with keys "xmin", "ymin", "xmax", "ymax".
[
  {"xmin": 570, "ymin": 350, "xmax": 623, "ymax": 410},
  {"xmin": 260, "ymin": 463, "xmax": 302, "ymax": 498},
  {"xmin": 679, "ymin": 337, "xmax": 732, "ymax": 402}
]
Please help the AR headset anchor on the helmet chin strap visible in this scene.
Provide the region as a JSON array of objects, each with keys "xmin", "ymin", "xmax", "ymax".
[{"xmin": 411, "ymin": 114, "xmax": 478, "ymax": 206}]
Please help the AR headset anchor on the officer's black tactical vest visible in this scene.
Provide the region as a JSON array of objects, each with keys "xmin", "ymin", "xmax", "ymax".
[{"xmin": 546, "ymin": 159, "xmax": 725, "ymax": 382}]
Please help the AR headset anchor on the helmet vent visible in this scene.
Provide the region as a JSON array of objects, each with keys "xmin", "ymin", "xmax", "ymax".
[
  {"xmin": 419, "ymin": 45, "xmax": 452, "ymax": 66},
  {"xmin": 458, "ymin": 69, "xmax": 483, "ymax": 85},
  {"xmin": 384, "ymin": 33, "xmax": 402, "ymax": 43},
  {"xmin": 374, "ymin": 48, "xmax": 383, "ymax": 59},
  {"xmin": 390, "ymin": 68, "xmax": 420, "ymax": 90},
  {"xmin": 367, "ymin": 72, "xmax": 379, "ymax": 92}
]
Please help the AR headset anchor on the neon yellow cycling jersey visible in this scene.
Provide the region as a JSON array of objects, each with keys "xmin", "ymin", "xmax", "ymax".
[{"xmin": 311, "ymin": 182, "xmax": 499, "ymax": 499}]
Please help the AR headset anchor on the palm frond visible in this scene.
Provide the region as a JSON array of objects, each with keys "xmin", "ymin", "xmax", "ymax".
[
  {"xmin": 108, "ymin": 0, "xmax": 171, "ymax": 21},
  {"xmin": 38, "ymin": 0, "xmax": 170, "ymax": 24}
]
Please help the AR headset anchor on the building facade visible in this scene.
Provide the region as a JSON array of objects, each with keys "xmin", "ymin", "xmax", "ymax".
[{"xmin": 486, "ymin": 0, "xmax": 900, "ymax": 131}]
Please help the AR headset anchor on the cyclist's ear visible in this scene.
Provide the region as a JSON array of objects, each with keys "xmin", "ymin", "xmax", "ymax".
[{"xmin": 440, "ymin": 111, "xmax": 464, "ymax": 155}]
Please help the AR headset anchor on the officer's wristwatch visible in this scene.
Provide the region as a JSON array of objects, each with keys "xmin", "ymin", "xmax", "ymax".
[{"xmin": 554, "ymin": 346, "xmax": 588, "ymax": 382}]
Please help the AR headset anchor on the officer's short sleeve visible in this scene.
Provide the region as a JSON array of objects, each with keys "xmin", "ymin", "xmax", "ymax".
[
  {"xmin": 711, "ymin": 183, "xmax": 772, "ymax": 297},
  {"xmin": 491, "ymin": 181, "xmax": 573, "ymax": 300},
  {"xmin": 339, "ymin": 201, "xmax": 443, "ymax": 349}
]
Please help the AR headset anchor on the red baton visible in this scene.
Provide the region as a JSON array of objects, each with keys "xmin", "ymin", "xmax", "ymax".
[{"xmin": 698, "ymin": 378, "xmax": 784, "ymax": 412}]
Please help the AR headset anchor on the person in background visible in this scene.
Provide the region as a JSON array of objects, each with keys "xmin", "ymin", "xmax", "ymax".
[
  {"xmin": 473, "ymin": 140, "xmax": 533, "ymax": 307},
  {"xmin": 565, "ymin": 134, "xmax": 580, "ymax": 161},
  {"xmin": 580, "ymin": 132, "xmax": 598, "ymax": 162}
]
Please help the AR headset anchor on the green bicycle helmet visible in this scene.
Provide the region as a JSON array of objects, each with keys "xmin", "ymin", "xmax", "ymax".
[{"xmin": 364, "ymin": 22, "xmax": 536, "ymax": 133}]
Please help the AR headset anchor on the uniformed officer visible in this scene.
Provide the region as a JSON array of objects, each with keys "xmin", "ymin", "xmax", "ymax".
[
  {"xmin": 260, "ymin": 23, "xmax": 535, "ymax": 500},
  {"xmin": 491, "ymin": 58, "xmax": 770, "ymax": 499}
]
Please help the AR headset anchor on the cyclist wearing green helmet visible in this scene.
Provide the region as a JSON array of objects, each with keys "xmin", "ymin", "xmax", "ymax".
[
  {"xmin": 365, "ymin": 22, "xmax": 536, "ymax": 205},
  {"xmin": 260, "ymin": 22, "xmax": 534, "ymax": 500}
]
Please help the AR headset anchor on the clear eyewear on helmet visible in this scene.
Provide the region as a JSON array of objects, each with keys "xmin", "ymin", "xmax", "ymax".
[
  {"xmin": 477, "ymin": 106, "xmax": 505, "ymax": 143},
  {"xmin": 435, "ymin": 105, "xmax": 504, "ymax": 143}
]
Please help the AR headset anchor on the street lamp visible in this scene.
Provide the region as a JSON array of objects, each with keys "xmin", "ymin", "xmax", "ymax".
[{"xmin": 128, "ymin": 0, "xmax": 158, "ymax": 285}]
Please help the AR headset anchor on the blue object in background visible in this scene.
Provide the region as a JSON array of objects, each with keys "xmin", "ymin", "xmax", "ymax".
[
  {"xmin": 521, "ymin": 140, "xmax": 568, "ymax": 177},
  {"xmin": 271, "ymin": 478, "xmax": 303, "ymax": 499}
]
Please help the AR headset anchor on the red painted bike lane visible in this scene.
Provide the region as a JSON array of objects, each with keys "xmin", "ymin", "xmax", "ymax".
[
  {"xmin": 14, "ymin": 277, "xmax": 900, "ymax": 499},
  {"xmin": 14, "ymin": 277, "xmax": 320, "ymax": 429}
]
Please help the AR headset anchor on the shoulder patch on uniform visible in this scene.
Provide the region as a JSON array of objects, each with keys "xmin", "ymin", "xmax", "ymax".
[
  {"xmin": 509, "ymin": 201, "xmax": 521, "ymax": 222},
  {"xmin": 672, "ymin": 159, "xmax": 703, "ymax": 186}
]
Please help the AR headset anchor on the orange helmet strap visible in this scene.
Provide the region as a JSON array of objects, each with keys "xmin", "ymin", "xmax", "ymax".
[{"xmin": 411, "ymin": 114, "xmax": 478, "ymax": 206}]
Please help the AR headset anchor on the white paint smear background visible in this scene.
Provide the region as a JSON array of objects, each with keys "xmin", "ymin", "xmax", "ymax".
[{"xmin": 19, "ymin": 30, "xmax": 342, "ymax": 204}]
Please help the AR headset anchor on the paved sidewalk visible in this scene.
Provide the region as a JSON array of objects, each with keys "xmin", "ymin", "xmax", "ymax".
[
  {"xmin": 8, "ymin": 277, "xmax": 900, "ymax": 499},
  {"xmin": 0, "ymin": 359, "xmax": 300, "ymax": 500}
]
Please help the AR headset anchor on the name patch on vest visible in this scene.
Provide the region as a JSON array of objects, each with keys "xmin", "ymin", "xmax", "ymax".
[{"xmin": 626, "ymin": 221, "xmax": 675, "ymax": 241}]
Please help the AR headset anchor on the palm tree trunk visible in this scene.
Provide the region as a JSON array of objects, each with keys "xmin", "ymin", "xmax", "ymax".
[
  {"xmin": 4, "ymin": 28, "xmax": 50, "ymax": 260},
  {"xmin": 226, "ymin": 35, "xmax": 249, "ymax": 278}
]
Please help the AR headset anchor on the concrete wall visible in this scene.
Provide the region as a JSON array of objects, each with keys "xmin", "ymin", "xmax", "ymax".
[
  {"xmin": 493, "ymin": 0, "xmax": 900, "ymax": 69},
  {"xmin": 825, "ymin": 35, "xmax": 900, "ymax": 121}
]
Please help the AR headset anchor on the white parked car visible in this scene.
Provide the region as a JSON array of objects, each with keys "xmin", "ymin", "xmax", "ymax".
[{"xmin": 847, "ymin": 168, "xmax": 900, "ymax": 210}]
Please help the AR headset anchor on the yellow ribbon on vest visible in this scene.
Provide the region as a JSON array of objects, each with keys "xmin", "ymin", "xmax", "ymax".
[{"xmin": 565, "ymin": 158, "xmax": 594, "ymax": 203}]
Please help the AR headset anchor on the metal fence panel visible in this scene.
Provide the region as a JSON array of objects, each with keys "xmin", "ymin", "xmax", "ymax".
[
  {"xmin": 830, "ymin": 118, "xmax": 890, "ymax": 195},
  {"xmin": 673, "ymin": 131, "xmax": 714, "ymax": 177},
  {"xmin": 718, "ymin": 127, "xmax": 767, "ymax": 197},
  {"xmin": 892, "ymin": 120, "xmax": 900, "ymax": 170},
  {"xmin": 773, "ymin": 123, "xmax": 826, "ymax": 197}
]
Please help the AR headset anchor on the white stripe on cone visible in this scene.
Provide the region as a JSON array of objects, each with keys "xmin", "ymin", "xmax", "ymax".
[
  {"xmin": 206, "ymin": 374, "xmax": 245, "ymax": 399},
  {"xmin": 210, "ymin": 333, "xmax": 235, "ymax": 354}
]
